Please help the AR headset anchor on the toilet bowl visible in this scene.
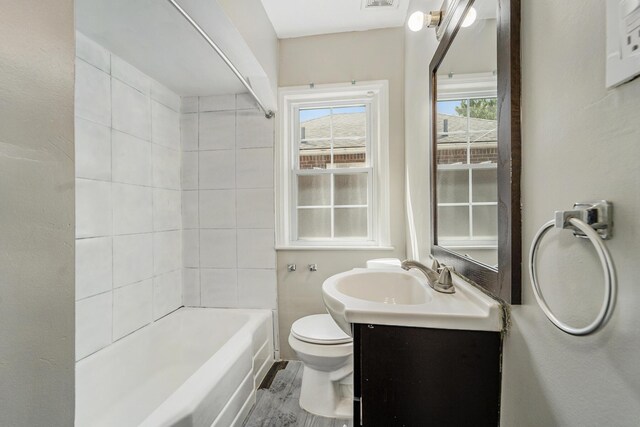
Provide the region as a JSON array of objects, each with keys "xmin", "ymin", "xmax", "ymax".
[{"xmin": 288, "ymin": 314, "xmax": 353, "ymax": 419}]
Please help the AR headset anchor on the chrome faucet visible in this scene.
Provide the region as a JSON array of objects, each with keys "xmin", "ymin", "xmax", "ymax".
[{"xmin": 401, "ymin": 258, "xmax": 456, "ymax": 294}]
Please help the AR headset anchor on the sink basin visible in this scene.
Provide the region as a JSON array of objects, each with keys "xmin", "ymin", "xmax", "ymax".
[
  {"xmin": 334, "ymin": 271, "xmax": 430, "ymax": 305},
  {"xmin": 322, "ymin": 268, "xmax": 502, "ymax": 335}
]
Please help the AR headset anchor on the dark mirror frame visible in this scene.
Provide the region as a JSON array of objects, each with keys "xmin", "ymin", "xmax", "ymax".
[{"xmin": 429, "ymin": 0, "xmax": 521, "ymax": 303}]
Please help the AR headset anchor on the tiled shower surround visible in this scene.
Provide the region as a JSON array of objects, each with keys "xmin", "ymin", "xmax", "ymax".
[
  {"xmin": 74, "ymin": 33, "xmax": 183, "ymax": 360},
  {"xmin": 74, "ymin": 33, "xmax": 277, "ymax": 361},
  {"xmin": 180, "ymin": 95, "xmax": 277, "ymax": 314}
]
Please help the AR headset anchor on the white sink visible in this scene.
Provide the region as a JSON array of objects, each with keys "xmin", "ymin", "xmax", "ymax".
[{"xmin": 322, "ymin": 268, "xmax": 503, "ymax": 335}]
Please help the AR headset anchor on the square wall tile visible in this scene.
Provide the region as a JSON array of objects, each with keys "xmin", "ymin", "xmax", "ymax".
[
  {"xmin": 75, "ymin": 118, "xmax": 111, "ymax": 181},
  {"xmin": 199, "ymin": 190, "xmax": 236, "ymax": 229},
  {"xmin": 76, "ymin": 32, "xmax": 110, "ymax": 73},
  {"xmin": 153, "ymin": 189, "xmax": 181, "ymax": 231},
  {"xmin": 112, "ymin": 130, "xmax": 152, "ymax": 186},
  {"xmin": 236, "ymin": 189, "xmax": 274, "ymax": 229},
  {"xmin": 180, "ymin": 113, "xmax": 198, "ymax": 151},
  {"xmin": 152, "ymin": 145, "xmax": 181, "ymax": 190},
  {"xmin": 182, "ymin": 151, "xmax": 198, "ymax": 190},
  {"xmin": 199, "ymin": 94, "xmax": 235, "ymax": 112},
  {"xmin": 237, "ymin": 229, "xmax": 275, "ymax": 269},
  {"xmin": 113, "ymin": 233, "xmax": 153, "ymax": 288},
  {"xmin": 182, "ymin": 191, "xmax": 199, "ymax": 229},
  {"xmin": 200, "ymin": 229, "xmax": 236, "ymax": 268},
  {"xmin": 76, "ymin": 292, "xmax": 112, "ymax": 360},
  {"xmin": 76, "ymin": 237, "xmax": 112, "ymax": 300},
  {"xmin": 151, "ymin": 81, "xmax": 181, "ymax": 112},
  {"xmin": 182, "ymin": 229, "xmax": 199, "ymax": 268},
  {"xmin": 112, "ymin": 78, "xmax": 151, "ymax": 140},
  {"xmin": 201, "ymin": 269, "xmax": 237, "ymax": 307},
  {"xmin": 236, "ymin": 109, "xmax": 274, "ymax": 149},
  {"xmin": 236, "ymin": 147, "xmax": 273, "ymax": 189},
  {"xmin": 111, "ymin": 55, "xmax": 150, "ymax": 95},
  {"xmin": 75, "ymin": 59, "xmax": 111, "ymax": 126},
  {"xmin": 181, "ymin": 96, "xmax": 198, "ymax": 114},
  {"xmin": 199, "ymin": 150, "xmax": 235, "ymax": 190},
  {"xmin": 112, "ymin": 183, "xmax": 153, "ymax": 235},
  {"xmin": 199, "ymin": 111, "xmax": 235, "ymax": 150},
  {"xmin": 76, "ymin": 179, "xmax": 112, "ymax": 238},
  {"xmin": 182, "ymin": 268, "xmax": 200, "ymax": 306},
  {"xmin": 238, "ymin": 269, "xmax": 277, "ymax": 309},
  {"xmin": 236, "ymin": 93, "xmax": 259, "ymax": 110},
  {"xmin": 153, "ymin": 270, "xmax": 182, "ymax": 320},
  {"xmin": 153, "ymin": 230, "xmax": 182, "ymax": 275},
  {"xmin": 113, "ymin": 280, "xmax": 153, "ymax": 340},
  {"xmin": 152, "ymin": 101, "xmax": 180, "ymax": 150}
]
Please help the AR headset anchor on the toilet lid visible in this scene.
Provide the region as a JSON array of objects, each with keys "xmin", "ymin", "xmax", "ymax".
[{"xmin": 291, "ymin": 314, "xmax": 352, "ymax": 345}]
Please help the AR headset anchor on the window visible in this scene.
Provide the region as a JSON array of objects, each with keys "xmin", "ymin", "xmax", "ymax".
[
  {"xmin": 276, "ymin": 82, "xmax": 390, "ymax": 248},
  {"xmin": 436, "ymin": 91, "xmax": 498, "ymax": 249}
]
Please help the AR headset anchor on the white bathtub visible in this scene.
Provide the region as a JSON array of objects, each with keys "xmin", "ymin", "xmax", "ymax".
[{"xmin": 76, "ymin": 308, "xmax": 274, "ymax": 427}]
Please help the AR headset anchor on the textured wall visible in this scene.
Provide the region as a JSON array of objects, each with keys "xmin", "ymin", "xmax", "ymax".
[
  {"xmin": 0, "ymin": 0, "xmax": 75, "ymax": 424},
  {"xmin": 501, "ymin": 1, "xmax": 640, "ymax": 425},
  {"xmin": 277, "ymin": 28, "xmax": 406, "ymax": 359}
]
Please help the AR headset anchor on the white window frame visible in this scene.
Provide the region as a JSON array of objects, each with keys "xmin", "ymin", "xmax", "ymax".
[{"xmin": 276, "ymin": 81, "xmax": 390, "ymax": 249}]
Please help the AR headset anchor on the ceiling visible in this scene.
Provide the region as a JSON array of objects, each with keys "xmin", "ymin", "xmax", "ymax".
[
  {"xmin": 76, "ymin": 0, "xmax": 270, "ymax": 99},
  {"xmin": 260, "ymin": 0, "xmax": 412, "ymax": 39}
]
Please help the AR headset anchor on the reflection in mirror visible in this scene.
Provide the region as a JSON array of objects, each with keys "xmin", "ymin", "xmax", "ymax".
[{"xmin": 435, "ymin": 0, "xmax": 498, "ymax": 267}]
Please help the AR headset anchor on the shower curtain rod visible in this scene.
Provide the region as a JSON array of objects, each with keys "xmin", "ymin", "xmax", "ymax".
[{"xmin": 166, "ymin": 0, "xmax": 275, "ymax": 119}]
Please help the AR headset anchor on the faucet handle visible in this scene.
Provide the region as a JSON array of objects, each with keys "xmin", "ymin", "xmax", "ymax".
[
  {"xmin": 428, "ymin": 256, "xmax": 441, "ymax": 271},
  {"xmin": 435, "ymin": 267, "xmax": 456, "ymax": 294}
]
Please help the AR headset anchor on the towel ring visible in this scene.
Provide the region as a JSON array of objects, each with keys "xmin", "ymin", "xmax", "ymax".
[{"xmin": 529, "ymin": 215, "xmax": 616, "ymax": 336}]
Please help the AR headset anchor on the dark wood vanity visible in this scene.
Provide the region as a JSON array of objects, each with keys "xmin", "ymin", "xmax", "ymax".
[{"xmin": 353, "ymin": 323, "xmax": 502, "ymax": 426}]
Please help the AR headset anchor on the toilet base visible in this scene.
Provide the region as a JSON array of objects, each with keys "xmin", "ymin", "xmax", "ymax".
[{"xmin": 299, "ymin": 365, "xmax": 353, "ymax": 419}]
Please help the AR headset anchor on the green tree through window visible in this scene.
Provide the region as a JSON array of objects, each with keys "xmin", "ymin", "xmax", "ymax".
[{"xmin": 455, "ymin": 98, "xmax": 497, "ymax": 120}]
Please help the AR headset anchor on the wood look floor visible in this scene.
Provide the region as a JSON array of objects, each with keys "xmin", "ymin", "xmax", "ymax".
[{"xmin": 243, "ymin": 361, "xmax": 353, "ymax": 427}]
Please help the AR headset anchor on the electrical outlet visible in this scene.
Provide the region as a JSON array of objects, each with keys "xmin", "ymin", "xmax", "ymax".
[{"xmin": 606, "ymin": 0, "xmax": 640, "ymax": 87}]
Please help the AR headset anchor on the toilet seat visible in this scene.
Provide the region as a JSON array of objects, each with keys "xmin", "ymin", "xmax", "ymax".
[{"xmin": 291, "ymin": 314, "xmax": 352, "ymax": 345}]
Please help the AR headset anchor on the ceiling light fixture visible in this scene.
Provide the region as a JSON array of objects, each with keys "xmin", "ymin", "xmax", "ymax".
[
  {"xmin": 407, "ymin": 10, "xmax": 441, "ymax": 32},
  {"xmin": 460, "ymin": 7, "xmax": 477, "ymax": 28}
]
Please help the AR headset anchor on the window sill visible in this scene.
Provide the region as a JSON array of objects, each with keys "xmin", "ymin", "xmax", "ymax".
[{"xmin": 275, "ymin": 245, "xmax": 395, "ymax": 251}]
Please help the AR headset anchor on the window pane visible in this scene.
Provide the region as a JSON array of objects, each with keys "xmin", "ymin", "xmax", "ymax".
[
  {"xmin": 332, "ymin": 106, "xmax": 366, "ymax": 138},
  {"xmin": 298, "ymin": 175, "xmax": 330, "ymax": 206},
  {"xmin": 436, "ymin": 100, "xmax": 468, "ymax": 146},
  {"xmin": 472, "ymin": 169, "xmax": 497, "ymax": 202},
  {"xmin": 437, "ymin": 169, "xmax": 468, "ymax": 204},
  {"xmin": 335, "ymin": 207, "xmax": 368, "ymax": 238},
  {"xmin": 335, "ymin": 173, "xmax": 368, "ymax": 206},
  {"xmin": 473, "ymin": 205, "xmax": 498, "ymax": 239},
  {"xmin": 298, "ymin": 208, "xmax": 331, "ymax": 239},
  {"xmin": 468, "ymin": 98, "xmax": 497, "ymax": 165},
  {"xmin": 331, "ymin": 137, "xmax": 366, "ymax": 168},
  {"xmin": 299, "ymin": 141, "xmax": 329, "ymax": 170},
  {"xmin": 437, "ymin": 206, "xmax": 470, "ymax": 239},
  {"xmin": 300, "ymin": 108, "xmax": 331, "ymax": 139}
]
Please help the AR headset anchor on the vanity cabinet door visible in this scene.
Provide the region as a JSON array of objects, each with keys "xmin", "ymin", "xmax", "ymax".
[{"xmin": 355, "ymin": 324, "xmax": 502, "ymax": 427}]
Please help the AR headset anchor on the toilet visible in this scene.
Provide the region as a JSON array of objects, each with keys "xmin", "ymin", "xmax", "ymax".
[{"xmin": 288, "ymin": 314, "xmax": 353, "ymax": 419}]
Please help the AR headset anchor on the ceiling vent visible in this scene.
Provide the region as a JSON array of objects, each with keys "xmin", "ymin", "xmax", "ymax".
[{"xmin": 362, "ymin": 0, "xmax": 399, "ymax": 10}]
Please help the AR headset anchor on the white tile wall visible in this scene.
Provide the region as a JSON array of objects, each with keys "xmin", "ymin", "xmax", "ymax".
[
  {"xmin": 113, "ymin": 279, "xmax": 153, "ymax": 340},
  {"xmin": 180, "ymin": 94, "xmax": 276, "ymax": 313},
  {"xmin": 113, "ymin": 233, "xmax": 153, "ymax": 288},
  {"xmin": 199, "ymin": 190, "xmax": 236, "ymax": 228},
  {"xmin": 75, "ymin": 33, "xmax": 182, "ymax": 361},
  {"xmin": 75, "ymin": 118, "xmax": 111, "ymax": 181},
  {"xmin": 76, "ymin": 237, "xmax": 112, "ymax": 300}
]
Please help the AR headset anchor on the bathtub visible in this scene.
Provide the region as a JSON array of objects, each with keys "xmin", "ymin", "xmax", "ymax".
[{"xmin": 76, "ymin": 307, "xmax": 274, "ymax": 427}]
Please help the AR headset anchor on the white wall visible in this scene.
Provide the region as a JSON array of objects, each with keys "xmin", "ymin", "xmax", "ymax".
[
  {"xmin": 405, "ymin": 0, "xmax": 640, "ymax": 424},
  {"xmin": 180, "ymin": 94, "xmax": 278, "ymax": 316},
  {"xmin": 75, "ymin": 33, "xmax": 183, "ymax": 361},
  {"xmin": 277, "ymin": 28, "xmax": 406, "ymax": 359},
  {"xmin": 501, "ymin": 1, "xmax": 640, "ymax": 425},
  {"xmin": 0, "ymin": 1, "xmax": 75, "ymax": 424}
]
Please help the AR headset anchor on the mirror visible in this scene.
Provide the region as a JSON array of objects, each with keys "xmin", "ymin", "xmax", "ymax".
[{"xmin": 430, "ymin": 0, "xmax": 521, "ymax": 303}]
